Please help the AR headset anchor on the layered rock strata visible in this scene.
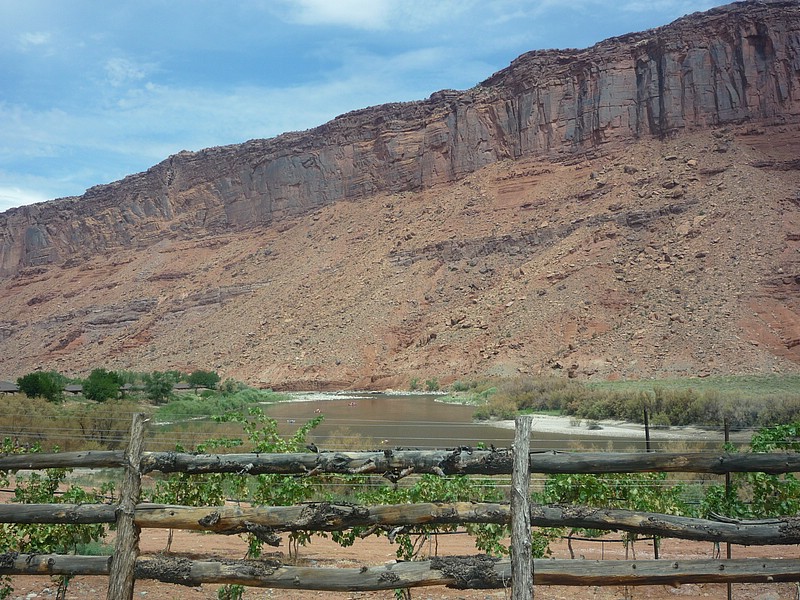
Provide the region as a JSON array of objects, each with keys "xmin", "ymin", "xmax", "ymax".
[{"xmin": 1, "ymin": 1, "xmax": 798, "ymax": 277}]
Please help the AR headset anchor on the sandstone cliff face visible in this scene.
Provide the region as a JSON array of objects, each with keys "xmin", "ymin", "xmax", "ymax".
[
  {"xmin": 1, "ymin": 121, "xmax": 798, "ymax": 387},
  {"xmin": 1, "ymin": 1, "xmax": 798, "ymax": 277}
]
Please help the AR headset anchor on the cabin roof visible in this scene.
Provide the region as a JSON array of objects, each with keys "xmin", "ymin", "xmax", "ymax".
[{"xmin": 0, "ymin": 380, "xmax": 19, "ymax": 392}]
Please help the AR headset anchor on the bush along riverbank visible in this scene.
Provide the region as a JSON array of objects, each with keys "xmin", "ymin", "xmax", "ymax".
[{"xmin": 439, "ymin": 374, "xmax": 800, "ymax": 430}]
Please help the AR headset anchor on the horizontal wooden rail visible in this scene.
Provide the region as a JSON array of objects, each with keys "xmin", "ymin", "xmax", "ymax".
[
  {"xmin": 2, "ymin": 501, "xmax": 799, "ymax": 546},
  {"xmin": 141, "ymin": 450, "xmax": 800, "ymax": 477},
  {"xmin": 0, "ymin": 450, "xmax": 124, "ymax": 470},
  {"xmin": 2, "ymin": 449, "xmax": 799, "ymax": 476},
  {"xmin": 2, "ymin": 553, "xmax": 800, "ymax": 589}
]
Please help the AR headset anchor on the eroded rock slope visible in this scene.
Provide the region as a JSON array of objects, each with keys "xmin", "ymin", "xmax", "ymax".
[{"xmin": 1, "ymin": 2, "xmax": 799, "ymax": 387}]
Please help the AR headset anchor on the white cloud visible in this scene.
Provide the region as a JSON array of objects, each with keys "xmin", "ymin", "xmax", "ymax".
[
  {"xmin": 18, "ymin": 31, "xmax": 51, "ymax": 48},
  {"xmin": 285, "ymin": 0, "xmax": 392, "ymax": 29},
  {"xmin": 387, "ymin": 0, "xmax": 477, "ymax": 32},
  {"xmin": 278, "ymin": 0, "xmax": 479, "ymax": 33},
  {"xmin": 104, "ymin": 57, "xmax": 148, "ymax": 88},
  {"xmin": 621, "ymin": 0, "xmax": 715, "ymax": 13},
  {"xmin": 15, "ymin": 30, "xmax": 57, "ymax": 57},
  {"xmin": 0, "ymin": 186, "xmax": 50, "ymax": 212}
]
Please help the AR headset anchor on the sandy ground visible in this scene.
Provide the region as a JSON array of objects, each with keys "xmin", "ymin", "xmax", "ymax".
[
  {"xmin": 490, "ymin": 413, "xmax": 751, "ymax": 443},
  {"xmin": 4, "ymin": 526, "xmax": 798, "ymax": 599}
]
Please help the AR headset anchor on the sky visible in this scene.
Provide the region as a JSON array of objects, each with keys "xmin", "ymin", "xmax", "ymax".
[{"xmin": 0, "ymin": 0, "xmax": 723, "ymax": 212}]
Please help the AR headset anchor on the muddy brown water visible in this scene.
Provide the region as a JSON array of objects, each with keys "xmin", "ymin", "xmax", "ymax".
[{"xmin": 262, "ymin": 392, "xmax": 727, "ymax": 453}]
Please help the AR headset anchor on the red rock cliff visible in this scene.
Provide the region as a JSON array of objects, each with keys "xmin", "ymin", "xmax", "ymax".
[{"xmin": 1, "ymin": 0, "xmax": 798, "ymax": 277}]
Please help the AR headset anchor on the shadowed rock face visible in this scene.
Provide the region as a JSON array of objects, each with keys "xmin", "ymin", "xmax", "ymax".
[{"xmin": 1, "ymin": 2, "xmax": 798, "ymax": 277}]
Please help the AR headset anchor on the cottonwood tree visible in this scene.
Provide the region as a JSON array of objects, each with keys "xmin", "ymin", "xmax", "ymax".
[
  {"xmin": 187, "ymin": 369, "xmax": 221, "ymax": 390},
  {"xmin": 17, "ymin": 371, "xmax": 64, "ymax": 403},
  {"xmin": 82, "ymin": 368, "xmax": 122, "ymax": 402},
  {"xmin": 143, "ymin": 371, "xmax": 177, "ymax": 404}
]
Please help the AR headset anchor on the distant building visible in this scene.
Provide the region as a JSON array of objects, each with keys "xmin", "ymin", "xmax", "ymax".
[{"xmin": 0, "ymin": 381, "xmax": 19, "ymax": 394}]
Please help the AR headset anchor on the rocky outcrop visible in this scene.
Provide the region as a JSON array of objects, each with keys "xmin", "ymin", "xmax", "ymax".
[
  {"xmin": 387, "ymin": 199, "xmax": 696, "ymax": 268},
  {"xmin": 1, "ymin": 1, "xmax": 798, "ymax": 277}
]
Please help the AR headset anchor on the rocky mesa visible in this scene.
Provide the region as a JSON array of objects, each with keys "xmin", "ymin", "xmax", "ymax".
[
  {"xmin": 2, "ymin": 1, "xmax": 798, "ymax": 276},
  {"xmin": 1, "ymin": 1, "xmax": 800, "ymax": 388}
]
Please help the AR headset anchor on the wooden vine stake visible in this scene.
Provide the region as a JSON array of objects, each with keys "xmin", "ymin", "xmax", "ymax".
[
  {"xmin": 107, "ymin": 413, "xmax": 147, "ymax": 600},
  {"xmin": 511, "ymin": 415, "xmax": 534, "ymax": 599}
]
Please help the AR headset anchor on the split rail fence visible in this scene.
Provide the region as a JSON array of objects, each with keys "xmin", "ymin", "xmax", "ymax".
[{"xmin": 1, "ymin": 414, "xmax": 800, "ymax": 599}]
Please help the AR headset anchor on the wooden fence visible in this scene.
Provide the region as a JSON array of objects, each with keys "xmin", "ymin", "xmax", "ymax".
[{"xmin": 1, "ymin": 414, "xmax": 800, "ymax": 598}]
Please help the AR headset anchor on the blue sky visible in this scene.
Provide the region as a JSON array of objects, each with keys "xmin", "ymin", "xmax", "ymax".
[{"xmin": 0, "ymin": 0, "xmax": 721, "ymax": 212}]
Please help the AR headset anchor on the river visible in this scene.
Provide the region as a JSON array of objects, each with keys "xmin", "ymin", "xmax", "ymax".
[{"xmin": 263, "ymin": 392, "xmax": 728, "ymax": 452}]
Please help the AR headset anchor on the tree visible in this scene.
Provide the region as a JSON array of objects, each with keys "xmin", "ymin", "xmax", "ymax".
[
  {"xmin": 16, "ymin": 371, "xmax": 64, "ymax": 403},
  {"xmin": 143, "ymin": 371, "xmax": 177, "ymax": 404},
  {"xmin": 82, "ymin": 368, "xmax": 122, "ymax": 402},
  {"xmin": 187, "ymin": 369, "xmax": 221, "ymax": 390}
]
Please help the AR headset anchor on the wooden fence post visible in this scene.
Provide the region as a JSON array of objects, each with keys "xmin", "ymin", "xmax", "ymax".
[
  {"xmin": 107, "ymin": 413, "xmax": 147, "ymax": 600},
  {"xmin": 724, "ymin": 418, "xmax": 733, "ymax": 600},
  {"xmin": 511, "ymin": 415, "xmax": 533, "ymax": 599}
]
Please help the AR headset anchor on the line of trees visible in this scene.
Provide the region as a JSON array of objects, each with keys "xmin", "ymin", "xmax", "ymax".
[{"xmin": 13, "ymin": 368, "xmax": 222, "ymax": 404}]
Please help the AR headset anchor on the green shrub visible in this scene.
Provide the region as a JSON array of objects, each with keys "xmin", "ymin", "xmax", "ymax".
[
  {"xmin": 17, "ymin": 371, "xmax": 64, "ymax": 403},
  {"xmin": 83, "ymin": 368, "xmax": 122, "ymax": 402},
  {"xmin": 219, "ymin": 378, "xmax": 247, "ymax": 395},
  {"xmin": 0, "ymin": 440, "xmax": 112, "ymax": 598},
  {"xmin": 760, "ymin": 394, "xmax": 800, "ymax": 426},
  {"xmin": 474, "ymin": 395, "xmax": 517, "ymax": 420},
  {"xmin": 450, "ymin": 380, "xmax": 477, "ymax": 392},
  {"xmin": 470, "ymin": 375, "xmax": 800, "ymax": 429},
  {"xmin": 650, "ymin": 413, "xmax": 671, "ymax": 429},
  {"xmin": 155, "ymin": 388, "xmax": 286, "ymax": 423}
]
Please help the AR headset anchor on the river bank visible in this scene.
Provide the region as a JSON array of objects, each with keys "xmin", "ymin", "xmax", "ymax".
[{"xmin": 489, "ymin": 412, "xmax": 752, "ymax": 443}]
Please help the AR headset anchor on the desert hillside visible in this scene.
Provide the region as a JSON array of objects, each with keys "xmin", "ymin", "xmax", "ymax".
[{"xmin": 1, "ymin": 1, "xmax": 799, "ymax": 389}]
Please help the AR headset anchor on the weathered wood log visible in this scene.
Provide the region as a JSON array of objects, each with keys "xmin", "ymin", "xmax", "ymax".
[
  {"xmin": 532, "ymin": 558, "xmax": 800, "ymax": 587},
  {"xmin": 0, "ymin": 503, "xmax": 117, "ymax": 523},
  {"xmin": 138, "ymin": 502, "xmax": 800, "ymax": 546},
  {"xmin": 139, "ymin": 450, "xmax": 800, "ymax": 476},
  {"xmin": 2, "ymin": 501, "xmax": 798, "ymax": 546},
  {"xmin": 0, "ymin": 553, "xmax": 113, "ymax": 577},
  {"xmin": 511, "ymin": 416, "xmax": 533, "ymax": 600},
  {"xmin": 107, "ymin": 413, "xmax": 146, "ymax": 600},
  {"xmin": 0, "ymin": 450, "xmax": 124, "ymax": 471},
  {"xmin": 528, "ymin": 504, "xmax": 800, "ymax": 547},
  {"xmin": 4, "ymin": 449, "xmax": 800, "ymax": 476},
  {"xmin": 3, "ymin": 553, "xmax": 800, "ymax": 589}
]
